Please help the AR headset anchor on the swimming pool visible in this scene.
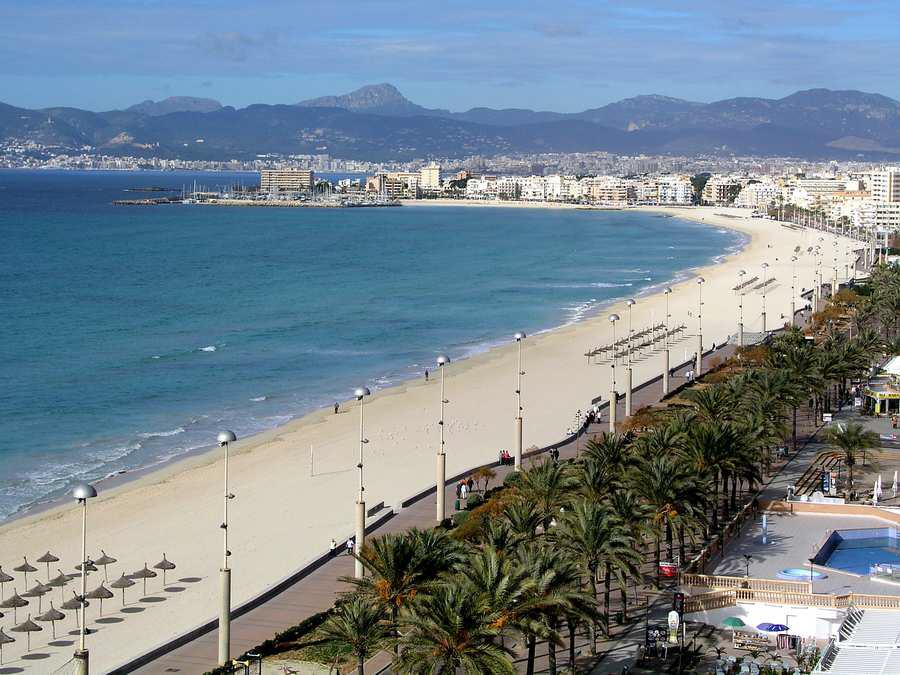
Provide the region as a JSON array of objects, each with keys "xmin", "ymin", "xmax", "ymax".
[{"xmin": 814, "ymin": 527, "xmax": 900, "ymax": 576}]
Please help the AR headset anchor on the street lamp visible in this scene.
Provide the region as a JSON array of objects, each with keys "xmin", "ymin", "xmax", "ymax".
[
  {"xmin": 216, "ymin": 430, "xmax": 236, "ymax": 666},
  {"xmin": 760, "ymin": 262, "xmax": 769, "ymax": 334},
  {"xmin": 513, "ymin": 332, "xmax": 526, "ymax": 471},
  {"xmin": 791, "ymin": 256, "xmax": 798, "ymax": 326},
  {"xmin": 743, "ymin": 554, "xmax": 753, "ymax": 578},
  {"xmin": 435, "ymin": 354, "xmax": 450, "ymax": 523},
  {"xmin": 353, "ymin": 386, "xmax": 370, "ymax": 579},
  {"xmin": 737, "ymin": 269, "xmax": 746, "ymax": 347},
  {"xmin": 695, "ymin": 277, "xmax": 705, "ymax": 376},
  {"xmin": 73, "ymin": 482, "xmax": 97, "ymax": 675},
  {"xmin": 608, "ymin": 314, "xmax": 620, "ymax": 431},
  {"xmin": 625, "ymin": 299, "xmax": 636, "ymax": 417},
  {"xmin": 662, "ymin": 288, "xmax": 672, "ymax": 395}
]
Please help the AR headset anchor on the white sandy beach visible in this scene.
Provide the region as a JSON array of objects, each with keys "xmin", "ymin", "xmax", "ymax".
[{"xmin": 0, "ymin": 206, "xmax": 857, "ymax": 672}]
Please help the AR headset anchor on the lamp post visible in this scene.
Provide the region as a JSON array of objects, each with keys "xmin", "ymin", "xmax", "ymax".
[
  {"xmin": 625, "ymin": 299, "xmax": 635, "ymax": 417},
  {"xmin": 737, "ymin": 269, "xmax": 746, "ymax": 347},
  {"xmin": 760, "ymin": 262, "xmax": 769, "ymax": 334},
  {"xmin": 216, "ymin": 430, "xmax": 236, "ymax": 666},
  {"xmin": 662, "ymin": 288, "xmax": 672, "ymax": 395},
  {"xmin": 791, "ymin": 256, "xmax": 798, "ymax": 326},
  {"xmin": 513, "ymin": 332, "xmax": 526, "ymax": 471},
  {"xmin": 743, "ymin": 554, "xmax": 753, "ymax": 578},
  {"xmin": 435, "ymin": 354, "xmax": 450, "ymax": 523},
  {"xmin": 808, "ymin": 557, "xmax": 816, "ymax": 593},
  {"xmin": 73, "ymin": 482, "xmax": 97, "ymax": 675},
  {"xmin": 695, "ymin": 277, "xmax": 705, "ymax": 376},
  {"xmin": 353, "ymin": 386, "xmax": 370, "ymax": 579},
  {"xmin": 608, "ymin": 314, "xmax": 620, "ymax": 431}
]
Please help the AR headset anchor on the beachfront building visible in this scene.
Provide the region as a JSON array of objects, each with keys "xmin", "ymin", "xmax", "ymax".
[
  {"xmin": 867, "ymin": 167, "xmax": 900, "ymax": 203},
  {"xmin": 657, "ymin": 175, "xmax": 694, "ymax": 204},
  {"xmin": 520, "ymin": 175, "xmax": 548, "ymax": 201},
  {"xmin": 465, "ymin": 175, "xmax": 520, "ymax": 200},
  {"xmin": 734, "ymin": 181, "xmax": 781, "ymax": 209},
  {"xmin": 581, "ymin": 176, "xmax": 634, "ymax": 204},
  {"xmin": 789, "ymin": 178, "xmax": 846, "ymax": 209},
  {"xmin": 259, "ymin": 168, "xmax": 315, "ymax": 194},
  {"xmin": 701, "ymin": 176, "xmax": 744, "ymax": 205},
  {"xmin": 419, "ymin": 162, "xmax": 441, "ymax": 191}
]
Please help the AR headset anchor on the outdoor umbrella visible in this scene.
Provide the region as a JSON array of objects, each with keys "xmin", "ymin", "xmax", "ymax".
[
  {"xmin": 60, "ymin": 592, "xmax": 89, "ymax": 632},
  {"xmin": 153, "ymin": 553, "xmax": 176, "ymax": 586},
  {"xmin": 94, "ymin": 550, "xmax": 117, "ymax": 582},
  {"xmin": 0, "ymin": 590, "xmax": 28, "ymax": 623},
  {"xmin": 85, "ymin": 583, "xmax": 113, "ymax": 616},
  {"xmin": 11, "ymin": 615, "xmax": 42, "ymax": 652},
  {"xmin": 36, "ymin": 602, "xmax": 65, "ymax": 639},
  {"xmin": 110, "ymin": 573, "xmax": 135, "ymax": 605},
  {"xmin": 757, "ymin": 623, "xmax": 789, "ymax": 632},
  {"xmin": 48, "ymin": 569, "xmax": 72, "ymax": 602},
  {"xmin": 36, "ymin": 551, "xmax": 59, "ymax": 579},
  {"xmin": 0, "ymin": 627, "xmax": 13, "ymax": 665},
  {"xmin": 131, "ymin": 563, "xmax": 157, "ymax": 596},
  {"xmin": 23, "ymin": 581, "xmax": 51, "ymax": 613},
  {"xmin": 723, "ymin": 617, "xmax": 745, "ymax": 628},
  {"xmin": 0, "ymin": 567, "xmax": 13, "ymax": 600},
  {"xmin": 75, "ymin": 559, "xmax": 97, "ymax": 573},
  {"xmin": 13, "ymin": 558, "xmax": 37, "ymax": 589}
]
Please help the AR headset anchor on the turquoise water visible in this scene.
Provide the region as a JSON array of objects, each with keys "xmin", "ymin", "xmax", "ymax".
[
  {"xmin": 0, "ymin": 170, "xmax": 743, "ymax": 519},
  {"xmin": 820, "ymin": 529, "xmax": 900, "ymax": 575}
]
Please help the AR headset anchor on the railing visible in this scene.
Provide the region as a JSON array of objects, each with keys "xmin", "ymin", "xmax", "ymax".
[
  {"xmin": 684, "ymin": 589, "xmax": 736, "ymax": 613},
  {"xmin": 682, "ymin": 573, "xmax": 812, "ymax": 594},
  {"xmin": 684, "ymin": 587, "xmax": 900, "ymax": 611}
]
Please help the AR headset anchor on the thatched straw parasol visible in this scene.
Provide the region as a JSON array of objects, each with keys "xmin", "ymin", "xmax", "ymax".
[
  {"xmin": 13, "ymin": 558, "xmax": 37, "ymax": 589},
  {"xmin": 130, "ymin": 563, "xmax": 157, "ymax": 596},
  {"xmin": 0, "ymin": 627, "xmax": 13, "ymax": 664},
  {"xmin": 0, "ymin": 567, "xmax": 13, "ymax": 601},
  {"xmin": 0, "ymin": 590, "xmax": 28, "ymax": 623},
  {"xmin": 74, "ymin": 559, "xmax": 98, "ymax": 573},
  {"xmin": 36, "ymin": 602, "xmax": 65, "ymax": 639},
  {"xmin": 48, "ymin": 569, "xmax": 72, "ymax": 602},
  {"xmin": 36, "ymin": 551, "xmax": 60, "ymax": 579},
  {"xmin": 94, "ymin": 550, "xmax": 117, "ymax": 582},
  {"xmin": 110, "ymin": 573, "xmax": 135, "ymax": 605},
  {"xmin": 23, "ymin": 581, "xmax": 51, "ymax": 613},
  {"xmin": 85, "ymin": 583, "xmax": 113, "ymax": 616},
  {"xmin": 60, "ymin": 591, "xmax": 89, "ymax": 631},
  {"xmin": 153, "ymin": 554, "xmax": 176, "ymax": 586},
  {"xmin": 11, "ymin": 615, "xmax": 42, "ymax": 651}
]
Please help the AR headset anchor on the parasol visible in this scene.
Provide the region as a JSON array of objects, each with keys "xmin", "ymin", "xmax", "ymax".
[
  {"xmin": 153, "ymin": 553, "xmax": 176, "ymax": 586},
  {"xmin": 60, "ymin": 591, "xmax": 89, "ymax": 631},
  {"xmin": 0, "ymin": 566, "xmax": 12, "ymax": 601},
  {"xmin": 757, "ymin": 622, "xmax": 789, "ymax": 632},
  {"xmin": 131, "ymin": 563, "xmax": 157, "ymax": 596},
  {"xmin": 0, "ymin": 590, "xmax": 28, "ymax": 623},
  {"xmin": 23, "ymin": 580, "xmax": 51, "ymax": 613},
  {"xmin": 48, "ymin": 569, "xmax": 72, "ymax": 602},
  {"xmin": 0, "ymin": 627, "xmax": 12, "ymax": 665},
  {"xmin": 85, "ymin": 583, "xmax": 114, "ymax": 616},
  {"xmin": 13, "ymin": 557, "xmax": 37, "ymax": 589},
  {"xmin": 36, "ymin": 602, "xmax": 65, "ymax": 639},
  {"xmin": 94, "ymin": 550, "xmax": 117, "ymax": 582},
  {"xmin": 36, "ymin": 551, "xmax": 60, "ymax": 579},
  {"xmin": 110, "ymin": 573, "xmax": 135, "ymax": 605},
  {"xmin": 11, "ymin": 614, "xmax": 42, "ymax": 652}
]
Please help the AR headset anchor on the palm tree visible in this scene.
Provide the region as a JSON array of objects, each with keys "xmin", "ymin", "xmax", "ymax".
[
  {"xmin": 824, "ymin": 422, "xmax": 879, "ymax": 492},
  {"xmin": 394, "ymin": 584, "xmax": 515, "ymax": 674},
  {"xmin": 516, "ymin": 460, "xmax": 576, "ymax": 529},
  {"xmin": 302, "ymin": 594, "xmax": 392, "ymax": 675},
  {"xmin": 502, "ymin": 499, "xmax": 544, "ymax": 541}
]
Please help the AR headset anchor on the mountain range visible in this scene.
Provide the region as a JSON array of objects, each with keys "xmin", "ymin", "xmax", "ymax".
[{"xmin": 3, "ymin": 84, "xmax": 900, "ymax": 161}]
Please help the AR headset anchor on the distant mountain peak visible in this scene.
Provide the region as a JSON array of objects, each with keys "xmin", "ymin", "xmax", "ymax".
[
  {"xmin": 296, "ymin": 83, "xmax": 449, "ymax": 116},
  {"xmin": 126, "ymin": 96, "xmax": 222, "ymax": 116}
]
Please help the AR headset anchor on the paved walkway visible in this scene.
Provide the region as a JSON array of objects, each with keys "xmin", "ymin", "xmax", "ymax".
[{"xmin": 129, "ymin": 343, "xmax": 734, "ymax": 674}]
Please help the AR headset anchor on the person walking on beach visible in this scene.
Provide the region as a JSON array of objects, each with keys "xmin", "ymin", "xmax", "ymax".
[
  {"xmin": 334, "ymin": 402, "xmax": 339, "ymax": 415},
  {"xmin": 425, "ymin": 369, "xmax": 429, "ymax": 382}
]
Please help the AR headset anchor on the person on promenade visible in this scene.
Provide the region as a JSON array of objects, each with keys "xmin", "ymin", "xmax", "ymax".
[
  {"xmin": 346, "ymin": 537, "xmax": 354, "ymax": 555},
  {"xmin": 460, "ymin": 482, "xmax": 468, "ymax": 500},
  {"xmin": 329, "ymin": 538, "xmax": 336, "ymax": 555},
  {"xmin": 466, "ymin": 476, "xmax": 474, "ymax": 494}
]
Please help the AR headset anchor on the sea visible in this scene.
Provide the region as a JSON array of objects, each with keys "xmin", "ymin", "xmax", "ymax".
[{"xmin": 0, "ymin": 169, "xmax": 745, "ymax": 520}]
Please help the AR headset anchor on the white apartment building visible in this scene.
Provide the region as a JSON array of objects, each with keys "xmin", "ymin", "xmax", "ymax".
[
  {"xmin": 657, "ymin": 175, "xmax": 694, "ymax": 205},
  {"xmin": 867, "ymin": 168, "xmax": 900, "ymax": 203},
  {"xmin": 634, "ymin": 179, "xmax": 659, "ymax": 204},
  {"xmin": 465, "ymin": 176, "xmax": 520, "ymax": 200},
  {"xmin": 259, "ymin": 168, "xmax": 315, "ymax": 194},
  {"xmin": 581, "ymin": 177, "xmax": 633, "ymax": 204},
  {"xmin": 734, "ymin": 182, "xmax": 781, "ymax": 209},
  {"xmin": 520, "ymin": 176, "xmax": 548, "ymax": 201},
  {"xmin": 419, "ymin": 162, "xmax": 441, "ymax": 190}
]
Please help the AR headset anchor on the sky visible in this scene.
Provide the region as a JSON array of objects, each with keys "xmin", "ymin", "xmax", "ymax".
[{"xmin": 2, "ymin": 0, "xmax": 899, "ymax": 112}]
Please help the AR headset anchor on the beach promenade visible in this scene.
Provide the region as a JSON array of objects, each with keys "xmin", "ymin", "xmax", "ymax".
[{"xmin": 0, "ymin": 208, "xmax": 858, "ymax": 672}]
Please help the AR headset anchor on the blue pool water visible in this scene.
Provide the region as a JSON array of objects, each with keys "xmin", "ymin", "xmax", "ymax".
[
  {"xmin": 0, "ymin": 169, "xmax": 743, "ymax": 520},
  {"xmin": 816, "ymin": 528, "xmax": 900, "ymax": 575}
]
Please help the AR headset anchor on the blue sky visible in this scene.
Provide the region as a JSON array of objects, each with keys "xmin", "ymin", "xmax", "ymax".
[{"xmin": 2, "ymin": 0, "xmax": 899, "ymax": 111}]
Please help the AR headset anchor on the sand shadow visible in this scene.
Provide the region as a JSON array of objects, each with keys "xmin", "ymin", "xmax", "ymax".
[
  {"xmin": 139, "ymin": 596, "xmax": 165, "ymax": 603},
  {"xmin": 68, "ymin": 628, "xmax": 95, "ymax": 636},
  {"xmin": 0, "ymin": 667, "xmax": 24, "ymax": 673},
  {"xmin": 96, "ymin": 617, "xmax": 124, "ymax": 624},
  {"xmin": 21, "ymin": 654, "xmax": 50, "ymax": 660},
  {"xmin": 164, "ymin": 586, "xmax": 186, "ymax": 593},
  {"xmin": 48, "ymin": 639, "xmax": 74, "ymax": 647},
  {"xmin": 178, "ymin": 577, "xmax": 202, "ymax": 583},
  {"xmin": 121, "ymin": 606, "xmax": 145, "ymax": 613}
]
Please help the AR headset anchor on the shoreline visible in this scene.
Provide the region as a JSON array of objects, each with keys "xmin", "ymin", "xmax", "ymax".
[
  {"xmin": 0, "ymin": 206, "xmax": 858, "ymax": 672},
  {"xmin": 1, "ymin": 204, "xmax": 744, "ymax": 528}
]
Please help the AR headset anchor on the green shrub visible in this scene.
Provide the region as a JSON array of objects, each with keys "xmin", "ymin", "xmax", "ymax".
[
  {"xmin": 465, "ymin": 493, "xmax": 483, "ymax": 510},
  {"xmin": 503, "ymin": 471, "xmax": 523, "ymax": 488},
  {"xmin": 452, "ymin": 511, "xmax": 470, "ymax": 527}
]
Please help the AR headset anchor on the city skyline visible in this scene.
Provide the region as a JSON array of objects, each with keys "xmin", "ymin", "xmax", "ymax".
[{"xmin": 2, "ymin": 0, "xmax": 899, "ymax": 111}]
